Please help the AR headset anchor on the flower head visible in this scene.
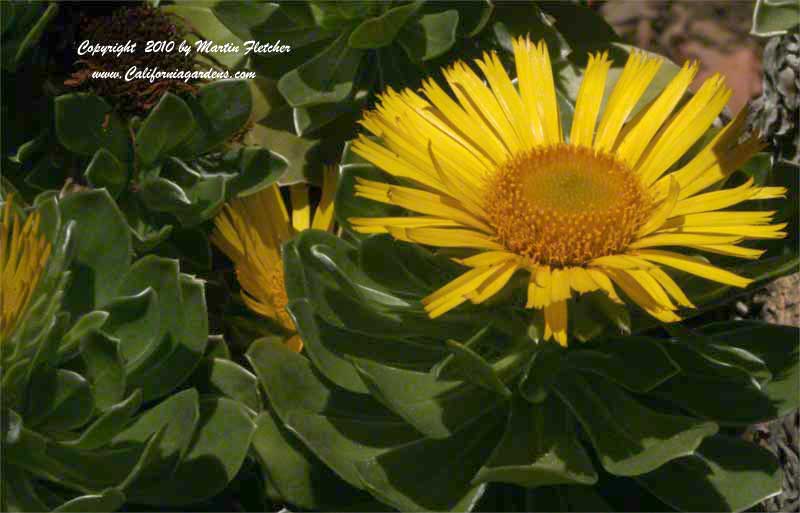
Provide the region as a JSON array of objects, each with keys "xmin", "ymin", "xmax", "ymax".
[
  {"xmin": 211, "ymin": 167, "xmax": 338, "ymax": 351},
  {"xmin": 349, "ymin": 38, "xmax": 786, "ymax": 346},
  {"xmin": 1, "ymin": 197, "xmax": 51, "ymax": 341}
]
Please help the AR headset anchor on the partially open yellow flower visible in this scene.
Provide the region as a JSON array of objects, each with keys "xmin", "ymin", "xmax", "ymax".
[
  {"xmin": 1, "ymin": 197, "xmax": 51, "ymax": 341},
  {"xmin": 349, "ymin": 38, "xmax": 786, "ymax": 346},
  {"xmin": 211, "ymin": 167, "xmax": 338, "ymax": 352}
]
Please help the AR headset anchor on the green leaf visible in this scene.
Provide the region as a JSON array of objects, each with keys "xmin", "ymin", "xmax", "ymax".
[
  {"xmin": 348, "ymin": 2, "xmax": 422, "ymax": 49},
  {"xmin": 474, "ymin": 395, "xmax": 597, "ymax": 488},
  {"xmin": 539, "ymin": 2, "xmax": 620, "ymax": 54},
  {"xmin": 246, "ymin": 339, "xmax": 421, "ymax": 488},
  {"xmin": 130, "ymin": 397, "xmax": 256, "ymax": 506},
  {"xmin": 106, "ymin": 288, "xmax": 160, "ymax": 378},
  {"xmin": 53, "ymin": 488, "xmax": 125, "ymax": 512},
  {"xmin": 27, "ymin": 369, "xmax": 94, "ymax": 432},
  {"xmin": 699, "ymin": 321, "xmax": 799, "ymax": 418},
  {"xmin": 397, "ymin": 9, "xmax": 459, "ymax": 62},
  {"xmin": 3, "ymin": 466, "xmax": 50, "ymax": 512},
  {"xmin": 135, "ymin": 93, "xmax": 196, "ymax": 167},
  {"xmin": 59, "ymin": 190, "xmax": 132, "ymax": 315},
  {"xmin": 565, "ymin": 336, "xmax": 679, "ymax": 393},
  {"xmin": 190, "ymin": 357, "xmax": 260, "ymax": 412},
  {"xmin": 12, "ymin": 2, "xmax": 57, "ymax": 66},
  {"xmin": 115, "ymin": 257, "xmax": 208, "ymax": 401},
  {"xmin": 112, "ymin": 388, "xmax": 199, "ymax": 486},
  {"xmin": 62, "ymin": 390, "xmax": 143, "ymax": 450},
  {"xmin": 445, "ymin": 338, "xmax": 511, "ymax": 398},
  {"xmin": 751, "ymin": 0, "xmax": 800, "ymax": 36},
  {"xmin": 637, "ymin": 434, "xmax": 782, "ymax": 511},
  {"xmin": 176, "ymin": 80, "xmax": 253, "ymax": 158},
  {"xmin": 519, "ymin": 342, "xmax": 565, "ymax": 404},
  {"xmin": 353, "ymin": 358, "xmax": 504, "ymax": 439},
  {"xmin": 60, "ymin": 310, "xmax": 109, "ymax": 357},
  {"xmin": 652, "ymin": 340, "xmax": 780, "ymax": 425},
  {"xmin": 553, "ymin": 370, "xmax": 718, "ymax": 476},
  {"xmin": 251, "ymin": 408, "xmax": 383, "ymax": 511},
  {"xmin": 355, "ymin": 413, "xmax": 501, "ymax": 511},
  {"xmin": 54, "ymin": 94, "xmax": 130, "ymax": 162},
  {"xmin": 278, "ymin": 32, "xmax": 363, "ymax": 108},
  {"xmin": 84, "ymin": 148, "xmax": 129, "ymax": 199},
  {"xmin": 139, "ymin": 177, "xmax": 192, "ymax": 211},
  {"xmin": 81, "ymin": 331, "xmax": 126, "ymax": 411}
]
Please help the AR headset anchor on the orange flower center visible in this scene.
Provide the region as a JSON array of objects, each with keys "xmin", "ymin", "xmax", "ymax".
[{"xmin": 485, "ymin": 144, "xmax": 653, "ymax": 267}]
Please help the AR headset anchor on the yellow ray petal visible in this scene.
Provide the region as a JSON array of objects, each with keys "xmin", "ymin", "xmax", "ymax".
[
  {"xmin": 526, "ymin": 265, "xmax": 552, "ymax": 308},
  {"xmin": 467, "ymin": 261, "xmax": 520, "ymax": 304},
  {"xmin": 477, "ymin": 51, "xmax": 534, "ymax": 150},
  {"xmin": 285, "ymin": 334, "xmax": 304, "ymax": 353},
  {"xmin": 387, "ymin": 227, "xmax": 504, "ymax": 250},
  {"xmin": 648, "ymin": 267, "xmax": 694, "ymax": 308},
  {"xmin": 550, "ymin": 268, "xmax": 572, "ymax": 303},
  {"xmin": 353, "ymin": 178, "xmax": 492, "ymax": 232},
  {"xmin": 662, "ymin": 210, "xmax": 775, "ymax": 228},
  {"xmin": 638, "ymin": 74, "xmax": 732, "ymax": 186},
  {"xmin": 638, "ymin": 176, "xmax": 679, "ymax": 237},
  {"xmin": 684, "ymin": 244, "xmax": 766, "ymax": 259},
  {"xmin": 290, "ymin": 184, "xmax": 311, "ymax": 232},
  {"xmin": 633, "ymin": 249, "xmax": 752, "ymax": 287},
  {"xmin": 587, "ymin": 268, "xmax": 623, "ymax": 303},
  {"xmin": 655, "ymin": 223, "xmax": 787, "ymax": 239},
  {"xmin": 616, "ymin": 60, "xmax": 698, "ymax": 167},
  {"xmin": 604, "ymin": 268, "xmax": 681, "ymax": 322},
  {"xmin": 594, "ymin": 51, "xmax": 662, "ymax": 152},
  {"xmin": 458, "ymin": 251, "xmax": 521, "ymax": 268},
  {"xmin": 351, "ymin": 216, "xmax": 464, "ymax": 234},
  {"xmin": 629, "ymin": 232, "xmax": 744, "ymax": 249},
  {"xmin": 311, "ymin": 165, "xmax": 338, "ymax": 231},
  {"xmin": 544, "ymin": 300, "xmax": 568, "ymax": 346},
  {"xmin": 512, "ymin": 37, "xmax": 547, "ymax": 145},
  {"xmin": 570, "ymin": 51, "xmax": 612, "ymax": 147},
  {"xmin": 567, "ymin": 266, "xmax": 600, "ymax": 294},
  {"xmin": 423, "ymin": 265, "xmax": 502, "ymax": 317}
]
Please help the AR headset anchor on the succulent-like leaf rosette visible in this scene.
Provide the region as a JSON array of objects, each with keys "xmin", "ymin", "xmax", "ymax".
[
  {"xmin": 246, "ymin": 229, "xmax": 798, "ymax": 512},
  {"xmin": 1, "ymin": 190, "xmax": 258, "ymax": 511}
]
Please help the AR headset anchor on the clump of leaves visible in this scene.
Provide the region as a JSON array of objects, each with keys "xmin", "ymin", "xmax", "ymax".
[
  {"xmin": 1, "ymin": 190, "xmax": 258, "ymax": 511},
  {"xmin": 65, "ymin": 4, "xmax": 198, "ymax": 116}
]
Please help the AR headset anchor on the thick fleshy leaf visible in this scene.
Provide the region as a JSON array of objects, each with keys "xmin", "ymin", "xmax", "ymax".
[
  {"xmin": 81, "ymin": 331, "xmax": 126, "ymax": 411},
  {"xmin": 699, "ymin": 321, "xmax": 799, "ymax": 418},
  {"xmin": 565, "ymin": 336, "xmax": 679, "ymax": 393},
  {"xmin": 135, "ymin": 93, "xmax": 196, "ymax": 167},
  {"xmin": 84, "ymin": 148, "xmax": 129, "ymax": 199},
  {"xmin": 751, "ymin": 0, "xmax": 800, "ymax": 36},
  {"xmin": 353, "ymin": 358, "xmax": 504, "ymax": 439},
  {"xmin": 287, "ymin": 298, "xmax": 448, "ymax": 394},
  {"xmin": 397, "ymin": 9, "xmax": 459, "ymax": 62},
  {"xmin": 27, "ymin": 369, "xmax": 94, "ymax": 432},
  {"xmin": 105, "ymin": 288, "xmax": 160, "ymax": 377},
  {"xmin": 445, "ymin": 338, "xmax": 511, "ymax": 398},
  {"xmin": 348, "ymin": 2, "xmax": 422, "ymax": 49},
  {"xmin": 637, "ymin": 434, "xmax": 782, "ymax": 512},
  {"xmin": 246, "ymin": 338, "xmax": 420, "ymax": 490},
  {"xmin": 355, "ymin": 413, "xmax": 501, "ymax": 511},
  {"xmin": 519, "ymin": 342, "xmax": 565, "ymax": 404},
  {"xmin": 59, "ymin": 190, "xmax": 132, "ymax": 315},
  {"xmin": 175, "ymin": 80, "xmax": 253, "ymax": 158},
  {"xmin": 62, "ymin": 390, "xmax": 142, "ymax": 450},
  {"xmin": 277, "ymin": 32, "xmax": 363, "ymax": 108},
  {"xmin": 652, "ymin": 340, "xmax": 780, "ymax": 425},
  {"xmin": 130, "ymin": 397, "xmax": 256, "ymax": 506},
  {"xmin": 60, "ymin": 310, "xmax": 109, "ymax": 357},
  {"xmin": 54, "ymin": 94, "xmax": 130, "ymax": 162},
  {"xmin": 474, "ymin": 395, "xmax": 597, "ymax": 487},
  {"xmin": 251, "ymin": 409, "xmax": 387, "ymax": 511},
  {"xmin": 115, "ymin": 257, "xmax": 208, "ymax": 401},
  {"xmin": 53, "ymin": 488, "xmax": 125, "ymax": 513},
  {"xmin": 111, "ymin": 388, "xmax": 199, "ymax": 487},
  {"xmin": 553, "ymin": 370, "xmax": 718, "ymax": 476},
  {"xmin": 189, "ymin": 357, "xmax": 260, "ymax": 412}
]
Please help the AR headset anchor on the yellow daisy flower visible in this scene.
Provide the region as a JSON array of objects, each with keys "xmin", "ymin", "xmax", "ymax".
[
  {"xmin": 211, "ymin": 167, "xmax": 338, "ymax": 352},
  {"xmin": 1, "ymin": 196, "xmax": 52, "ymax": 341},
  {"xmin": 348, "ymin": 38, "xmax": 787, "ymax": 346}
]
